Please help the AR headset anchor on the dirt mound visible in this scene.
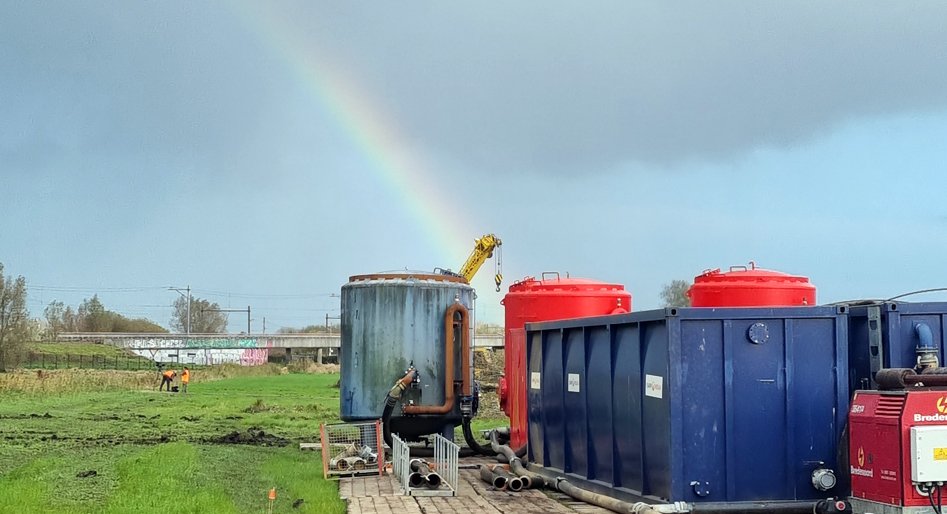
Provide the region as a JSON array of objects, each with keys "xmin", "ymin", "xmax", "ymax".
[{"xmin": 210, "ymin": 429, "xmax": 289, "ymax": 447}]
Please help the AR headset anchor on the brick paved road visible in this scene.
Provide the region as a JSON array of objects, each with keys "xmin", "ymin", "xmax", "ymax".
[{"xmin": 341, "ymin": 468, "xmax": 612, "ymax": 514}]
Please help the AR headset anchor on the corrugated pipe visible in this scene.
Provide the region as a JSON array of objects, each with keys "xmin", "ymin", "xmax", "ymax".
[
  {"xmin": 555, "ymin": 478, "xmax": 827, "ymax": 514},
  {"xmin": 690, "ymin": 503, "xmax": 820, "ymax": 513},
  {"xmin": 489, "ymin": 429, "xmax": 526, "ymax": 460},
  {"xmin": 510, "ymin": 458, "xmax": 546, "ymax": 489},
  {"xmin": 486, "ymin": 428, "xmax": 542, "ymax": 487},
  {"xmin": 555, "ymin": 478, "xmax": 666, "ymax": 514}
]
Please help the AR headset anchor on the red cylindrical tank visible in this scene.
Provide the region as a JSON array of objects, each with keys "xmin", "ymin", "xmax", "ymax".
[
  {"xmin": 687, "ymin": 262, "xmax": 816, "ymax": 307},
  {"xmin": 502, "ymin": 272, "xmax": 631, "ymax": 449}
]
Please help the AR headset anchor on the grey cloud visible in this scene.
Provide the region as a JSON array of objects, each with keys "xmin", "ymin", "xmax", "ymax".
[
  {"xmin": 288, "ymin": 1, "xmax": 947, "ymax": 172},
  {"xmin": 4, "ymin": 1, "xmax": 946, "ymax": 177}
]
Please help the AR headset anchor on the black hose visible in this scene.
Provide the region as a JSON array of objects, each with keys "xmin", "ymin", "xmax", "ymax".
[
  {"xmin": 511, "ymin": 458, "xmax": 545, "ymax": 489},
  {"xmin": 381, "ymin": 393, "xmax": 475, "ymax": 457},
  {"xmin": 382, "ymin": 394, "xmax": 397, "ymax": 449},
  {"xmin": 489, "ymin": 429, "xmax": 519, "ymax": 462},
  {"xmin": 462, "ymin": 417, "xmax": 496, "ymax": 456}
]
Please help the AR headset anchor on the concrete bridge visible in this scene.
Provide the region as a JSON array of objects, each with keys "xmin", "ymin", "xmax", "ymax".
[
  {"xmin": 57, "ymin": 332, "xmax": 505, "ymax": 366},
  {"xmin": 57, "ymin": 333, "xmax": 505, "ymax": 350}
]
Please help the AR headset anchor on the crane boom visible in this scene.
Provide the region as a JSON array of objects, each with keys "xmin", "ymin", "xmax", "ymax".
[{"xmin": 458, "ymin": 234, "xmax": 503, "ymax": 291}]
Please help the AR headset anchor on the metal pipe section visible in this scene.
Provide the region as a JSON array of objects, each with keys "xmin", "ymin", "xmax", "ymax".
[
  {"xmin": 403, "ymin": 302, "xmax": 469, "ymax": 415},
  {"xmin": 490, "ymin": 465, "xmax": 523, "ymax": 492},
  {"xmin": 425, "ymin": 472, "xmax": 442, "ymax": 489},
  {"xmin": 877, "ymin": 367, "xmax": 947, "ymax": 389},
  {"xmin": 408, "ymin": 472, "xmax": 426, "ymax": 488},
  {"xmin": 479, "ymin": 465, "xmax": 506, "ymax": 489}
]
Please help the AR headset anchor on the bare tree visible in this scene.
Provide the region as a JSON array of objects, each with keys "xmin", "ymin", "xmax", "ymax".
[
  {"xmin": 170, "ymin": 296, "xmax": 228, "ymax": 334},
  {"xmin": 0, "ymin": 263, "xmax": 30, "ymax": 371},
  {"xmin": 660, "ymin": 279, "xmax": 692, "ymax": 308}
]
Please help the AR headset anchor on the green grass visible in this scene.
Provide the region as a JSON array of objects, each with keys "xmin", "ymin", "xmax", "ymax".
[
  {"xmin": 28, "ymin": 342, "xmax": 134, "ymax": 358},
  {"xmin": 0, "ymin": 372, "xmax": 346, "ymax": 514},
  {"xmin": 18, "ymin": 342, "xmax": 151, "ymax": 371}
]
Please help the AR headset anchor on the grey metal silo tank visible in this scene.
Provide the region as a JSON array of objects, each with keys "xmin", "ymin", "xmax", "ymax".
[{"xmin": 340, "ymin": 272, "xmax": 474, "ymax": 440}]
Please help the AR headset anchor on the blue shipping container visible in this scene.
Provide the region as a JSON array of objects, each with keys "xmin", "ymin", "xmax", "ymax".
[
  {"xmin": 848, "ymin": 302, "xmax": 947, "ymax": 391},
  {"xmin": 526, "ymin": 306, "xmax": 850, "ymax": 504}
]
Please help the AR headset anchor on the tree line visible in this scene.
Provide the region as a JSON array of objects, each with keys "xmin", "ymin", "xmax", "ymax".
[
  {"xmin": 44, "ymin": 295, "xmax": 168, "ymax": 338},
  {"xmin": 0, "ymin": 261, "xmax": 231, "ymax": 371}
]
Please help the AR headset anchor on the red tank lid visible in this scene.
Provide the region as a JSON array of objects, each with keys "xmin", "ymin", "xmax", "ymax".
[
  {"xmin": 687, "ymin": 261, "xmax": 816, "ymax": 307},
  {"xmin": 508, "ymin": 273, "xmax": 626, "ymax": 293}
]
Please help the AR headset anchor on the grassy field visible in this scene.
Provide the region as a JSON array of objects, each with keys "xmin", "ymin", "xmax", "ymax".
[
  {"xmin": 0, "ymin": 367, "xmax": 509, "ymax": 513},
  {"xmin": 0, "ymin": 371, "xmax": 346, "ymax": 514},
  {"xmin": 13, "ymin": 342, "xmax": 153, "ymax": 371},
  {"xmin": 27, "ymin": 342, "xmax": 135, "ymax": 357}
]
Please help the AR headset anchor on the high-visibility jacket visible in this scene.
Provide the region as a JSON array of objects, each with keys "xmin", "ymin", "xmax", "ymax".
[
  {"xmin": 181, "ymin": 370, "xmax": 190, "ymax": 383},
  {"xmin": 162, "ymin": 370, "xmax": 175, "ymax": 379}
]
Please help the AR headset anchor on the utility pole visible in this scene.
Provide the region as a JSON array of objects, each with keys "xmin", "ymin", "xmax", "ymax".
[
  {"xmin": 169, "ymin": 285, "xmax": 191, "ymax": 336},
  {"xmin": 325, "ymin": 313, "xmax": 341, "ymax": 333}
]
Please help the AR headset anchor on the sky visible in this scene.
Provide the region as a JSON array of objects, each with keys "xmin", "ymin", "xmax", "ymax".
[{"xmin": 3, "ymin": 1, "xmax": 947, "ymax": 331}]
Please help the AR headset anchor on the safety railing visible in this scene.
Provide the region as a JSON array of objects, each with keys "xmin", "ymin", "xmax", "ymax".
[{"xmin": 391, "ymin": 433, "xmax": 458, "ymax": 497}]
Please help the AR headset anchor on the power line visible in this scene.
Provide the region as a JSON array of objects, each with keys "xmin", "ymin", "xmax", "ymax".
[{"xmin": 30, "ymin": 285, "xmax": 168, "ymax": 293}]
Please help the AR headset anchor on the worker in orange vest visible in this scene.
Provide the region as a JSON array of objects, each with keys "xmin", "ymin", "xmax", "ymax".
[
  {"xmin": 181, "ymin": 367, "xmax": 190, "ymax": 394},
  {"xmin": 160, "ymin": 369, "xmax": 176, "ymax": 392}
]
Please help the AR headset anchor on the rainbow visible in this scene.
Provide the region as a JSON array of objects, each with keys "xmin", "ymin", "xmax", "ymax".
[{"xmin": 231, "ymin": 3, "xmax": 475, "ymax": 266}]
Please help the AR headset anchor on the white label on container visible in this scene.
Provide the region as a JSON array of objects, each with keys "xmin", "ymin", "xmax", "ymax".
[
  {"xmin": 645, "ymin": 374, "xmax": 664, "ymax": 399},
  {"xmin": 530, "ymin": 372, "xmax": 541, "ymax": 390},
  {"xmin": 567, "ymin": 373, "xmax": 581, "ymax": 393}
]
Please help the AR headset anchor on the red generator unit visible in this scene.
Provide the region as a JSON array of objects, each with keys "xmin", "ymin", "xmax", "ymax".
[
  {"xmin": 849, "ymin": 389, "xmax": 947, "ymax": 513},
  {"xmin": 687, "ymin": 261, "xmax": 816, "ymax": 307},
  {"xmin": 501, "ymin": 272, "xmax": 630, "ymax": 449}
]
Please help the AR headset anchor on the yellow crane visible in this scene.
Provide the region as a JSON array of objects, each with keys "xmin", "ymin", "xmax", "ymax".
[{"xmin": 440, "ymin": 234, "xmax": 503, "ymax": 291}]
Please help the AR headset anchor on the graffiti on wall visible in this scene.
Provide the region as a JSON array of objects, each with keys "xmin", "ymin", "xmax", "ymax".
[{"xmin": 128, "ymin": 337, "xmax": 275, "ymax": 366}]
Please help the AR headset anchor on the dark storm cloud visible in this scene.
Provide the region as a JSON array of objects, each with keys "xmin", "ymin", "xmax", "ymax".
[
  {"xmin": 3, "ymin": 1, "xmax": 946, "ymax": 177},
  {"xmin": 298, "ymin": 1, "xmax": 947, "ymax": 172}
]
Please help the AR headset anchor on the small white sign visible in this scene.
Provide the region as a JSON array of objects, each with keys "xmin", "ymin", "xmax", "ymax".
[
  {"xmin": 567, "ymin": 373, "xmax": 581, "ymax": 393},
  {"xmin": 530, "ymin": 372, "xmax": 541, "ymax": 390},
  {"xmin": 645, "ymin": 374, "xmax": 664, "ymax": 399}
]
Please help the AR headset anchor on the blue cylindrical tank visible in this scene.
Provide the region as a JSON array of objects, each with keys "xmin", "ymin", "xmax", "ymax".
[
  {"xmin": 340, "ymin": 272, "xmax": 474, "ymax": 438},
  {"xmin": 526, "ymin": 306, "xmax": 850, "ymax": 506}
]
